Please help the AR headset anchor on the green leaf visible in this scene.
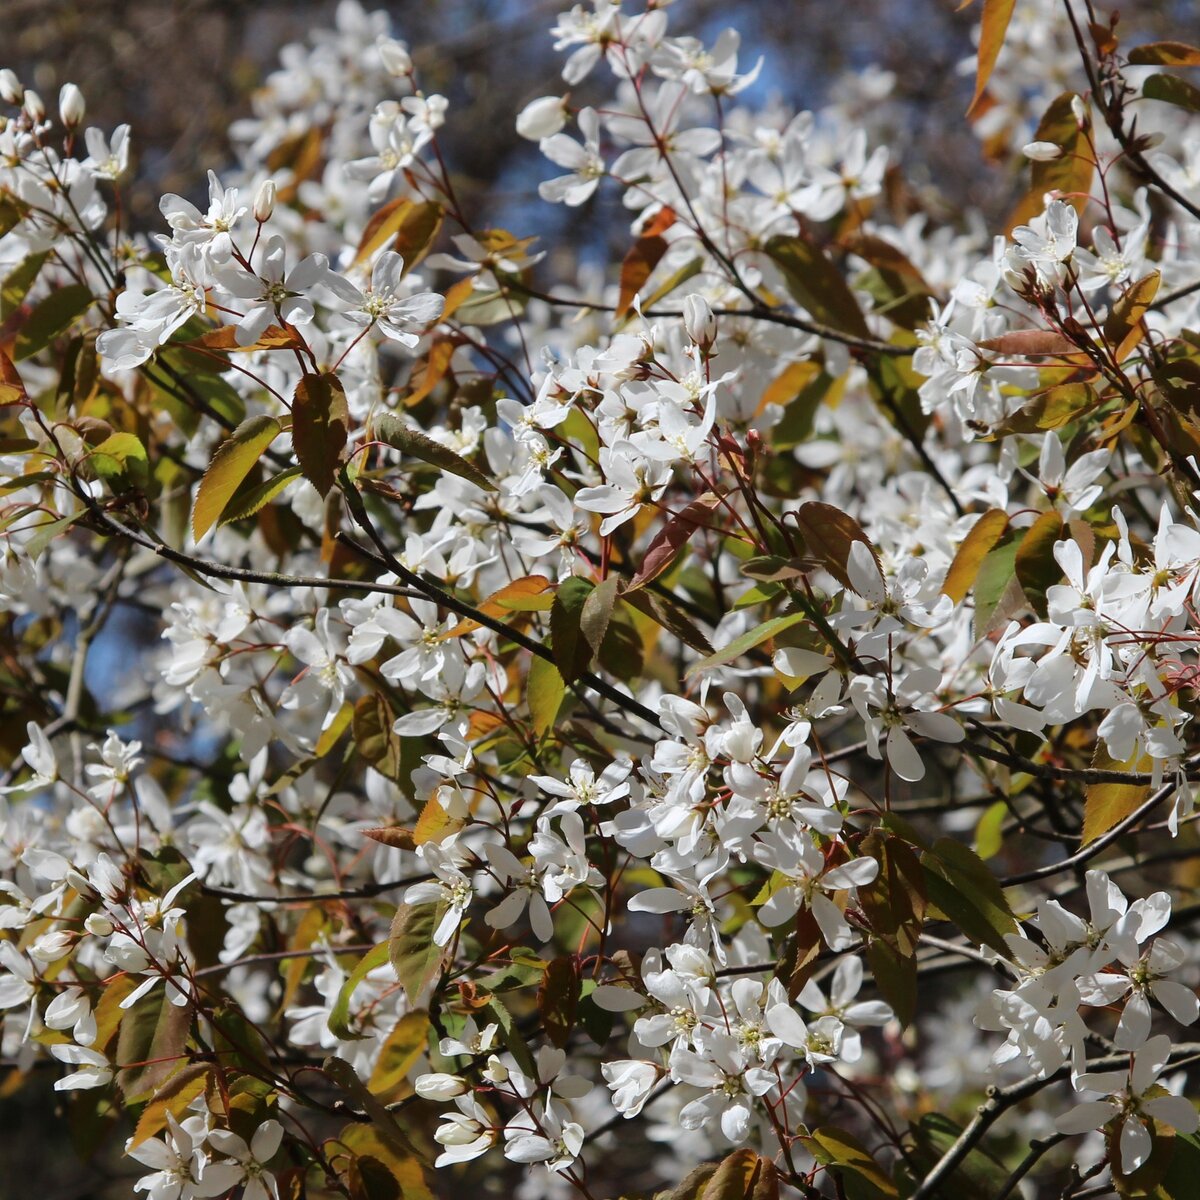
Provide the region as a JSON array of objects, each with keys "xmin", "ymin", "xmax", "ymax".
[
  {"xmin": 580, "ymin": 575, "xmax": 619, "ymax": 655},
  {"xmin": 354, "ymin": 197, "xmax": 443, "ymax": 267},
  {"xmin": 193, "ymin": 414, "xmax": 283, "ymax": 540},
  {"xmin": 293, "ymin": 372, "xmax": 350, "ymax": 498},
  {"xmin": 218, "ymin": 465, "xmax": 303, "ymax": 525},
  {"xmin": 1144, "ymin": 72, "xmax": 1200, "ymax": 112},
  {"xmin": 88, "ymin": 432, "xmax": 149, "ymax": 492},
  {"xmin": 389, "ymin": 902, "xmax": 449, "ymax": 1004},
  {"xmin": 374, "ymin": 411, "xmax": 496, "ymax": 492},
  {"xmin": 1014, "ymin": 510, "xmax": 1064, "ymax": 617},
  {"xmin": 2, "ymin": 251, "xmax": 48, "ymax": 320},
  {"xmin": 685, "ymin": 611, "xmax": 808, "ymax": 677},
  {"xmin": 353, "ymin": 692, "xmax": 405, "ymax": 781},
  {"xmin": 972, "ymin": 533, "xmax": 1023, "ymax": 640},
  {"xmin": 1130, "ymin": 41, "xmax": 1200, "ymax": 66},
  {"xmin": 329, "ymin": 942, "xmax": 390, "ymax": 1041},
  {"xmin": 14, "ymin": 284, "xmax": 94, "ymax": 361},
  {"xmin": 527, "ymin": 653, "xmax": 566, "ymax": 736},
  {"xmin": 803, "ymin": 1127, "xmax": 898, "ymax": 1197},
  {"xmin": 921, "ymin": 838, "xmax": 1017, "ymax": 956},
  {"xmin": 764, "ymin": 235, "xmax": 870, "ymax": 337},
  {"xmin": 974, "ymin": 800, "xmax": 1008, "ymax": 860},
  {"xmin": 550, "ymin": 576, "xmax": 595, "ymax": 683},
  {"xmin": 900, "ymin": 1113, "xmax": 1009, "ymax": 1200}
]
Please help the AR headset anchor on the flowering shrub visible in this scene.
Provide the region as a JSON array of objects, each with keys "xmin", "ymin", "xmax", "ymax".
[{"xmin": 3, "ymin": 1, "xmax": 1200, "ymax": 1197}]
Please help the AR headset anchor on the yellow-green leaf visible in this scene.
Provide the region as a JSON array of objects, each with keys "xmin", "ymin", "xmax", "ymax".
[
  {"xmin": 374, "ymin": 411, "xmax": 496, "ymax": 492},
  {"xmin": 968, "ymin": 0, "xmax": 1017, "ymax": 116},
  {"xmin": 1083, "ymin": 746, "xmax": 1153, "ymax": 844},
  {"xmin": 943, "ymin": 509, "xmax": 1009, "ymax": 602},
  {"xmin": 193, "ymin": 414, "xmax": 283, "ymax": 540}
]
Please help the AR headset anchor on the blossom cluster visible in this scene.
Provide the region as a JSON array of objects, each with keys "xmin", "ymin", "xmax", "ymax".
[{"xmin": 2, "ymin": 1, "xmax": 1200, "ymax": 1197}]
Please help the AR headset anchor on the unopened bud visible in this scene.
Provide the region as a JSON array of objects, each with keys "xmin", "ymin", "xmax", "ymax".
[
  {"xmin": 254, "ymin": 179, "xmax": 277, "ymax": 223},
  {"xmin": 378, "ymin": 37, "xmax": 412, "ymax": 77},
  {"xmin": 415, "ymin": 1072, "xmax": 469, "ymax": 1100},
  {"xmin": 58, "ymin": 83, "xmax": 85, "ymax": 128},
  {"xmin": 516, "ymin": 95, "xmax": 569, "ymax": 141},
  {"xmin": 84, "ymin": 913, "xmax": 114, "ymax": 937},
  {"xmin": 1070, "ymin": 94, "xmax": 1088, "ymax": 128},
  {"xmin": 0, "ymin": 69, "xmax": 22, "ymax": 105},
  {"xmin": 1022, "ymin": 141, "xmax": 1062, "ymax": 162},
  {"xmin": 683, "ymin": 294, "xmax": 718, "ymax": 349},
  {"xmin": 23, "ymin": 88, "xmax": 45, "ymax": 123}
]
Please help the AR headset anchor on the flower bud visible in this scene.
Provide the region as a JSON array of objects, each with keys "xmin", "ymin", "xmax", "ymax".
[
  {"xmin": 30, "ymin": 928, "xmax": 75, "ymax": 964},
  {"xmin": 23, "ymin": 89, "xmax": 45, "ymax": 123},
  {"xmin": 415, "ymin": 1072, "xmax": 469, "ymax": 1100},
  {"xmin": 58, "ymin": 83, "xmax": 85, "ymax": 128},
  {"xmin": 683, "ymin": 294, "xmax": 717, "ymax": 349},
  {"xmin": 0, "ymin": 69, "xmax": 22, "ymax": 105},
  {"xmin": 1022, "ymin": 141, "xmax": 1062, "ymax": 162},
  {"xmin": 378, "ymin": 37, "xmax": 412, "ymax": 77},
  {"xmin": 1070, "ymin": 94, "xmax": 1089, "ymax": 128},
  {"xmin": 254, "ymin": 179, "xmax": 277, "ymax": 223},
  {"xmin": 84, "ymin": 913, "xmax": 114, "ymax": 937},
  {"xmin": 516, "ymin": 95, "xmax": 569, "ymax": 141}
]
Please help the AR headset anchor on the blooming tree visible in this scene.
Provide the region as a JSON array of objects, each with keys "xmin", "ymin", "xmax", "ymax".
[{"xmin": 3, "ymin": 1, "xmax": 1200, "ymax": 1197}]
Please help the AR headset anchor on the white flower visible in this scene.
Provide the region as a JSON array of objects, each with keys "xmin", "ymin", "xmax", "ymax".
[
  {"xmin": 1056, "ymin": 1036, "xmax": 1199, "ymax": 1175},
  {"xmin": 325, "ymin": 251, "xmax": 444, "ymax": 346}
]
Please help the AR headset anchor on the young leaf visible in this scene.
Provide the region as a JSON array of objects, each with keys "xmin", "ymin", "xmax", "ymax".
[
  {"xmin": 374, "ymin": 411, "xmax": 496, "ymax": 492},
  {"xmin": 1014, "ymin": 510, "xmax": 1064, "ymax": 616},
  {"xmin": 539, "ymin": 956, "xmax": 581, "ymax": 1049},
  {"xmin": 292, "ymin": 372, "xmax": 350, "ymax": 497},
  {"xmin": 685, "ymin": 611, "xmax": 808, "ymax": 677},
  {"xmin": 193, "ymin": 414, "xmax": 283, "ymax": 540},
  {"xmin": 389, "ymin": 902, "xmax": 450, "ymax": 1004},
  {"xmin": 616, "ymin": 234, "xmax": 668, "ymax": 319},
  {"xmin": 14, "ymin": 284, "xmax": 94, "ymax": 361},
  {"xmin": 550, "ymin": 576, "xmax": 595, "ymax": 683},
  {"xmin": 1083, "ymin": 746, "xmax": 1153, "ymax": 844},
  {"xmin": 1143, "ymin": 72, "xmax": 1200, "ymax": 112},
  {"xmin": 943, "ymin": 509, "xmax": 1008, "ymax": 602},
  {"xmin": 967, "ymin": 0, "xmax": 1017, "ymax": 116},
  {"xmin": 1129, "ymin": 41, "xmax": 1200, "ymax": 66},
  {"xmin": 328, "ymin": 942, "xmax": 390, "ymax": 1041},
  {"xmin": 792, "ymin": 501, "xmax": 879, "ymax": 590},
  {"xmin": 764, "ymin": 235, "xmax": 870, "ymax": 338}
]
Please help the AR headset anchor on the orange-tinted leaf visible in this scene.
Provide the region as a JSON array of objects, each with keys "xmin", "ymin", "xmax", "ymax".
[
  {"xmin": 1104, "ymin": 271, "xmax": 1160, "ymax": 362},
  {"xmin": 968, "ymin": 0, "xmax": 1017, "ymax": 116},
  {"xmin": 628, "ymin": 493, "xmax": 722, "ymax": 591},
  {"xmin": 1008, "ymin": 92, "xmax": 1095, "ymax": 228},
  {"xmin": 616, "ymin": 235, "xmax": 668, "ymax": 319},
  {"xmin": 1129, "ymin": 41, "xmax": 1200, "ymax": 66},
  {"xmin": 943, "ymin": 509, "xmax": 1009, "ymax": 602}
]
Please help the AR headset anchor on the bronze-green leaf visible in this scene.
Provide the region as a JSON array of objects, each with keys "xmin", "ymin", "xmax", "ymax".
[
  {"xmin": 374, "ymin": 411, "xmax": 496, "ymax": 492},
  {"xmin": 293, "ymin": 372, "xmax": 350, "ymax": 497},
  {"xmin": 193, "ymin": 414, "xmax": 283, "ymax": 540}
]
